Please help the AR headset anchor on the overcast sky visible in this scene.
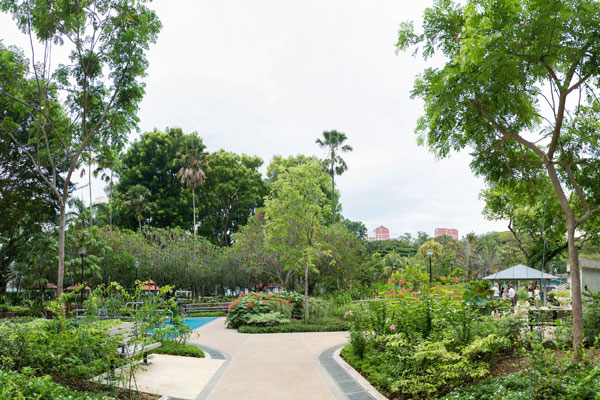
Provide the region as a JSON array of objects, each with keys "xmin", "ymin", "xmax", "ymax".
[{"xmin": 1, "ymin": 0, "xmax": 509, "ymax": 239}]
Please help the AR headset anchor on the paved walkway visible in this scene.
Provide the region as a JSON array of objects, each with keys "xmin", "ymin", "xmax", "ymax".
[{"xmin": 190, "ymin": 318, "xmax": 350, "ymax": 400}]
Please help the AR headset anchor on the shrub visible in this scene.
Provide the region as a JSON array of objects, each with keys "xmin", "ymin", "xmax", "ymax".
[
  {"xmin": 238, "ymin": 318, "xmax": 348, "ymax": 333},
  {"xmin": 0, "ymin": 369, "xmax": 117, "ymax": 400},
  {"xmin": 226, "ymin": 292, "xmax": 303, "ymax": 328},
  {"xmin": 150, "ymin": 340, "xmax": 205, "ymax": 358},
  {"xmin": 246, "ymin": 312, "xmax": 290, "ymax": 326}
]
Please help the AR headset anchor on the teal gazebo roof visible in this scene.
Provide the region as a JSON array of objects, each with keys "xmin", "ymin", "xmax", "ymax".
[{"xmin": 482, "ymin": 264, "xmax": 558, "ymax": 281}]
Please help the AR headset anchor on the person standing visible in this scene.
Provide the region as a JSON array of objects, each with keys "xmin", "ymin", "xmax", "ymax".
[
  {"xmin": 493, "ymin": 282, "xmax": 500, "ymax": 299},
  {"xmin": 508, "ymin": 285, "xmax": 516, "ymax": 309}
]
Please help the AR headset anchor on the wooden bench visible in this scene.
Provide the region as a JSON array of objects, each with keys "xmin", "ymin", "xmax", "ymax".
[
  {"xmin": 110, "ymin": 322, "xmax": 161, "ymax": 365},
  {"xmin": 181, "ymin": 302, "xmax": 231, "ymax": 315},
  {"xmin": 528, "ymin": 309, "xmax": 572, "ymax": 330}
]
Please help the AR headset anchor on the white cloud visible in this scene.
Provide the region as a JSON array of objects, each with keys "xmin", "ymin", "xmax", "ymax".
[{"xmin": 1, "ymin": 0, "xmax": 508, "ymax": 238}]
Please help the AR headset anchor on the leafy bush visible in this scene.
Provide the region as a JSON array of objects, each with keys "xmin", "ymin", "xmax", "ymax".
[
  {"xmin": 341, "ymin": 280, "xmax": 523, "ymax": 399},
  {"xmin": 583, "ymin": 288, "xmax": 600, "ymax": 346},
  {"xmin": 0, "ymin": 369, "xmax": 117, "ymax": 400},
  {"xmin": 226, "ymin": 292, "xmax": 306, "ymax": 328},
  {"xmin": 238, "ymin": 317, "xmax": 348, "ymax": 333},
  {"xmin": 150, "ymin": 340, "xmax": 205, "ymax": 358},
  {"xmin": 246, "ymin": 312, "xmax": 290, "ymax": 326}
]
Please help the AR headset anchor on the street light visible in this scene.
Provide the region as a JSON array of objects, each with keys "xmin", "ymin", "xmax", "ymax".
[
  {"xmin": 134, "ymin": 261, "xmax": 139, "ymax": 283},
  {"xmin": 450, "ymin": 260, "xmax": 454, "ymax": 275},
  {"xmin": 79, "ymin": 246, "xmax": 86, "ymax": 307},
  {"xmin": 427, "ymin": 248, "xmax": 434, "ymax": 283}
]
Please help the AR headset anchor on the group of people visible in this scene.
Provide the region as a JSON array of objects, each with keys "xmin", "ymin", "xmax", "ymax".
[
  {"xmin": 492, "ymin": 282, "xmax": 517, "ymax": 307},
  {"xmin": 492, "ymin": 282, "xmax": 543, "ymax": 308}
]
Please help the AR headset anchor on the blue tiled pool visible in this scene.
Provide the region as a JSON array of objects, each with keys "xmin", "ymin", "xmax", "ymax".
[{"xmin": 183, "ymin": 317, "xmax": 217, "ymax": 330}]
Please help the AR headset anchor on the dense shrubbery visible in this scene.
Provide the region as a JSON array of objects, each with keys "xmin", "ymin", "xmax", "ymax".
[
  {"xmin": 342, "ymin": 277, "xmax": 524, "ymax": 399},
  {"xmin": 583, "ymin": 289, "xmax": 600, "ymax": 346},
  {"xmin": 225, "ymin": 291, "xmax": 327, "ymax": 328},
  {"xmin": 0, "ymin": 317, "xmax": 121, "ymax": 380},
  {"xmin": 238, "ymin": 317, "xmax": 348, "ymax": 333},
  {"xmin": 442, "ymin": 344, "xmax": 600, "ymax": 400},
  {"xmin": 0, "ymin": 369, "xmax": 117, "ymax": 400}
]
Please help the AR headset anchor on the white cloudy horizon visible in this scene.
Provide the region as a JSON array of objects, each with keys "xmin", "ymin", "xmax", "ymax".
[{"xmin": 1, "ymin": 0, "xmax": 510, "ymax": 240}]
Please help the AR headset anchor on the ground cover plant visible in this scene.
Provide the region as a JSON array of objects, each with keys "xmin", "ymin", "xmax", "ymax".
[
  {"xmin": 150, "ymin": 341, "xmax": 205, "ymax": 358},
  {"xmin": 0, "ymin": 368, "xmax": 118, "ymax": 400},
  {"xmin": 342, "ymin": 274, "xmax": 524, "ymax": 399}
]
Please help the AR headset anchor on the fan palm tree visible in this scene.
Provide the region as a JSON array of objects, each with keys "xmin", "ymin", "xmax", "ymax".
[
  {"xmin": 177, "ymin": 153, "xmax": 206, "ymax": 235},
  {"xmin": 122, "ymin": 185, "xmax": 154, "ymax": 231},
  {"xmin": 316, "ymin": 130, "xmax": 352, "ymax": 222}
]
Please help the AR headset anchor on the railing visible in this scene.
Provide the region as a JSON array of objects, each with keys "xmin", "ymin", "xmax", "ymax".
[{"xmin": 181, "ymin": 302, "xmax": 231, "ymax": 315}]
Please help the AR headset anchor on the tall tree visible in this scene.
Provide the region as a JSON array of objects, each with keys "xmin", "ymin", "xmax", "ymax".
[
  {"xmin": 0, "ymin": 0, "xmax": 161, "ymax": 295},
  {"xmin": 177, "ymin": 150, "xmax": 206, "ymax": 235},
  {"xmin": 316, "ymin": 130, "xmax": 352, "ymax": 223},
  {"xmin": 264, "ymin": 160, "xmax": 330, "ymax": 318},
  {"xmin": 398, "ymin": 0, "xmax": 600, "ymax": 353},
  {"xmin": 115, "ymin": 128, "xmax": 205, "ymax": 230},
  {"xmin": 197, "ymin": 150, "xmax": 267, "ymax": 246}
]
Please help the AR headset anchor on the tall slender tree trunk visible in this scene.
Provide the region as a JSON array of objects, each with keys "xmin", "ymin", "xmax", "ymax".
[
  {"xmin": 331, "ymin": 167, "xmax": 335, "ymax": 223},
  {"xmin": 57, "ymin": 206, "xmax": 66, "ymax": 296},
  {"xmin": 89, "ymin": 151, "xmax": 93, "ymax": 226},
  {"xmin": 305, "ymin": 263, "xmax": 309, "ymax": 320},
  {"xmin": 567, "ymin": 222, "xmax": 584, "ymax": 355},
  {"xmin": 192, "ymin": 189, "xmax": 196, "ymax": 235}
]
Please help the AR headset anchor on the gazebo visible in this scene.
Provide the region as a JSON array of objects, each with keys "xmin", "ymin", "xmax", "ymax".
[
  {"xmin": 483, "ymin": 264, "xmax": 558, "ymax": 301},
  {"xmin": 482, "ymin": 264, "xmax": 558, "ymax": 283}
]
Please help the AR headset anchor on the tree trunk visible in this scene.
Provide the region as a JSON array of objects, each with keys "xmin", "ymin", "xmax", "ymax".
[
  {"xmin": 57, "ymin": 206, "xmax": 66, "ymax": 296},
  {"xmin": 304, "ymin": 264, "xmax": 309, "ymax": 320},
  {"xmin": 192, "ymin": 189, "xmax": 196, "ymax": 235},
  {"xmin": 567, "ymin": 222, "xmax": 584, "ymax": 356}
]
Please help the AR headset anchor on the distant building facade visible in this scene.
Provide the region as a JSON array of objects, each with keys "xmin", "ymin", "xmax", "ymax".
[
  {"xmin": 367, "ymin": 225, "xmax": 390, "ymax": 242},
  {"xmin": 434, "ymin": 228, "xmax": 459, "ymax": 241}
]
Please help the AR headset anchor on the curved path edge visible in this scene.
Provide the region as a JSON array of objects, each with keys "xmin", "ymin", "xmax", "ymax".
[
  {"xmin": 192, "ymin": 343, "xmax": 232, "ymax": 400},
  {"xmin": 319, "ymin": 344, "xmax": 387, "ymax": 400}
]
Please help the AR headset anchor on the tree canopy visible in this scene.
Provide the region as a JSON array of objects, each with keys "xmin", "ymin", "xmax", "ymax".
[{"xmin": 398, "ymin": 0, "xmax": 600, "ymax": 353}]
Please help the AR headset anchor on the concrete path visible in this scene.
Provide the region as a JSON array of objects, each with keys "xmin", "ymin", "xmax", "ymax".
[{"xmin": 190, "ymin": 317, "xmax": 350, "ymax": 400}]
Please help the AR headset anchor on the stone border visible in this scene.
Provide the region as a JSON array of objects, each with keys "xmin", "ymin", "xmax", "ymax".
[
  {"xmin": 319, "ymin": 344, "xmax": 387, "ymax": 400},
  {"xmin": 192, "ymin": 343, "xmax": 231, "ymax": 400}
]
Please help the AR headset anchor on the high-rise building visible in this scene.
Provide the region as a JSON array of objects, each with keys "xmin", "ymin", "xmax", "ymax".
[
  {"xmin": 434, "ymin": 228, "xmax": 459, "ymax": 241},
  {"xmin": 367, "ymin": 225, "xmax": 390, "ymax": 241}
]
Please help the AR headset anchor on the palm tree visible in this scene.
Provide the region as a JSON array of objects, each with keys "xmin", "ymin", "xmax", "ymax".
[
  {"xmin": 458, "ymin": 233, "xmax": 479, "ymax": 280},
  {"xmin": 476, "ymin": 240, "xmax": 499, "ymax": 278},
  {"xmin": 122, "ymin": 185, "xmax": 154, "ymax": 231},
  {"xmin": 177, "ymin": 153, "xmax": 206, "ymax": 235},
  {"xmin": 316, "ymin": 130, "xmax": 352, "ymax": 222},
  {"xmin": 66, "ymin": 198, "xmax": 90, "ymax": 228}
]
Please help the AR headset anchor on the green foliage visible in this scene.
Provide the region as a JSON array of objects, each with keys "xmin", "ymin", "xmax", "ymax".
[
  {"xmin": 150, "ymin": 340, "xmax": 205, "ymax": 358},
  {"xmin": 246, "ymin": 312, "xmax": 290, "ymax": 327},
  {"xmin": 225, "ymin": 292, "xmax": 294, "ymax": 329},
  {"xmin": 0, "ymin": 369, "xmax": 117, "ymax": 400},
  {"xmin": 444, "ymin": 344, "xmax": 600, "ymax": 400},
  {"xmin": 342, "ymin": 281, "xmax": 524, "ymax": 399},
  {"xmin": 238, "ymin": 317, "xmax": 348, "ymax": 333},
  {"xmin": 583, "ymin": 288, "xmax": 600, "ymax": 346}
]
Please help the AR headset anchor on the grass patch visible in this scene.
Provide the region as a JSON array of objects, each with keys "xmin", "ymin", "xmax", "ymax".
[
  {"xmin": 150, "ymin": 340, "xmax": 205, "ymax": 358},
  {"xmin": 238, "ymin": 317, "xmax": 348, "ymax": 333}
]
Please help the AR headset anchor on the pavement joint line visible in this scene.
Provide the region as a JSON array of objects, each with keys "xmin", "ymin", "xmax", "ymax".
[
  {"xmin": 192, "ymin": 343, "xmax": 231, "ymax": 400},
  {"xmin": 319, "ymin": 344, "xmax": 378, "ymax": 400}
]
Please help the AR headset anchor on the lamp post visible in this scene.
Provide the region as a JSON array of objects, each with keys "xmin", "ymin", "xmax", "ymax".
[
  {"xmin": 79, "ymin": 246, "xmax": 86, "ymax": 307},
  {"xmin": 427, "ymin": 248, "xmax": 434, "ymax": 283},
  {"xmin": 450, "ymin": 260, "xmax": 454, "ymax": 276},
  {"xmin": 134, "ymin": 260, "xmax": 139, "ymax": 284}
]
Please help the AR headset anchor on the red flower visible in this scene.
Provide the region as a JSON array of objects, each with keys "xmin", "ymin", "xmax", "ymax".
[
  {"xmin": 399, "ymin": 280, "xmax": 406, "ymax": 285},
  {"xmin": 247, "ymin": 302, "xmax": 255, "ymax": 308},
  {"xmin": 440, "ymin": 276, "xmax": 447, "ymax": 281}
]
